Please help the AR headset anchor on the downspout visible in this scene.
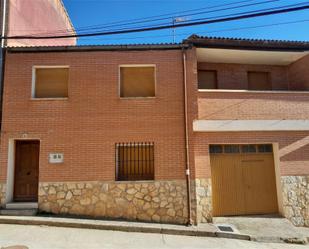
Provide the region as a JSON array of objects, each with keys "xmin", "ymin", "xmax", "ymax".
[
  {"xmin": 0, "ymin": 0, "xmax": 7, "ymax": 129},
  {"xmin": 182, "ymin": 47, "xmax": 193, "ymax": 225},
  {"xmin": 0, "ymin": 47, "xmax": 6, "ymax": 130},
  {"xmin": 1, "ymin": 0, "xmax": 7, "ymax": 48}
]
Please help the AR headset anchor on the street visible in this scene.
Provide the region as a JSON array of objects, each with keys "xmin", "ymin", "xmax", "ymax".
[{"xmin": 0, "ymin": 224, "xmax": 307, "ymax": 249}]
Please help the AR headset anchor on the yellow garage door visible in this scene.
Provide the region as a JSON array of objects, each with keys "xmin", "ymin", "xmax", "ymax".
[{"xmin": 210, "ymin": 144, "xmax": 278, "ymax": 217}]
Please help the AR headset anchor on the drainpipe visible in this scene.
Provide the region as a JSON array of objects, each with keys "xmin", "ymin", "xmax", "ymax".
[
  {"xmin": 182, "ymin": 47, "xmax": 193, "ymax": 226},
  {"xmin": 1, "ymin": 0, "xmax": 7, "ymax": 48},
  {"xmin": 0, "ymin": 0, "xmax": 7, "ymax": 129},
  {"xmin": 0, "ymin": 47, "xmax": 6, "ymax": 130}
]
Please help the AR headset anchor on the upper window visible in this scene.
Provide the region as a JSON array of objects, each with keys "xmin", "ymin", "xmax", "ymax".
[
  {"xmin": 33, "ymin": 67, "xmax": 69, "ymax": 98},
  {"xmin": 224, "ymin": 145, "xmax": 240, "ymax": 153},
  {"xmin": 241, "ymin": 145, "xmax": 257, "ymax": 153},
  {"xmin": 198, "ymin": 70, "xmax": 217, "ymax": 89},
  {"xmin": 257, "ymin": 144, "xmax": 273, "ymax": 153},
  {"xmin": 209, "ymin": 145, "xmax": 223, "ymax": 154},
  {"xmin": 209, "ymin": 144, "xmax": 273, "ymax": 154},
  {"xmin": 116, "ymin": 142, "xmax": 154, "ymax": 181},
  {"xmin": 120, "ymin": 66, "xmax": 155, "ymax": 98},
  {"xmin": 247, "ymin": 71, "xmax": 271, "ymax": 91}
]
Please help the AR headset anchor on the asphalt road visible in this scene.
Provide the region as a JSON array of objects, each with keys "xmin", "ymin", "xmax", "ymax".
[{"xmin": 0, "ymin": 224, "xmax": 307, "ymax": 249}]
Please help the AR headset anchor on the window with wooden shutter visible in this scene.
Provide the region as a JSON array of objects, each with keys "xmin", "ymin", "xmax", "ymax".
[
  {"xmin": 247, "ymin": 71, "xmax": 271, "ymax": 90},
  {"xmin": 34, "ymin": 67, "xmax": 69, "ymax": 98},
  {"xmin": 198, "ymin": 70, "xmax": 217, "ymax": 89},
  {"xmin": 116, "ymin": 142, "xmax": 154, "ymax": 181},
  {"xmin": 120, "ymin": 66, "xmax": 155, "ymax": 97}
]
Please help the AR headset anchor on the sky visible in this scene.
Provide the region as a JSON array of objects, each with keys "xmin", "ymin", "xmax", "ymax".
[{"xmin": 62, "ymin": 0, "xmax": 309, "ymax": 45}]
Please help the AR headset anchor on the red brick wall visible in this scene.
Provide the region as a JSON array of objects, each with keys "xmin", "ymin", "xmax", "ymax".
[
  {"xmin": 198, "ymin": 91, "xmax": 309, "ymax": 120},
  {"xmin": 197, "ymin": 60, "xmax": 309, "ymax": 120},
  {"xmin": 194, "ymin": 61, "xmax": 309, "ymax": 179},
  {"xmin": 0, "ymin": 50, "xmax": 187, "ymax": 182},
  {"xmin": 1, "ymin": 48, "xmax": 308, "ymax": 186},
  {"xmin": 194, "ymin": 132, "xmax": 309, "ymax": 178},
  {"xmin": 288, "ymin": 54, "xmax": 309, "ymax": 91},
  {"xmin": 198, "ymin": 62, "xmax": 289, "ymax": 90}
]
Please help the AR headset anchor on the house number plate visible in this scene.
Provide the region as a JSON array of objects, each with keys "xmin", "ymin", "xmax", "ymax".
[{"xmin": 49, "ymin": 153, "xmax": 64, "ymax": 164}]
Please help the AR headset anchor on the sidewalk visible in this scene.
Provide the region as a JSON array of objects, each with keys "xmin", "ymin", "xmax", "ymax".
[
  {"xmin": 0, "ymin": 215, "xmax": 307, "ymax": 244},
  {"xmin": 213, "ymin": 216, "xmax": 309, "ymax": 244}
]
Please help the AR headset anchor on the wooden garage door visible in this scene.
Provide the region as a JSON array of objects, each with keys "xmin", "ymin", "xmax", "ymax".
[{"xmin": 210, "ymin": 144, "xmax": 278, "ymax": 216}]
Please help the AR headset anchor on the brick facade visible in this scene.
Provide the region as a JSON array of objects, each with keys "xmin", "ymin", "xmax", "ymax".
[
  {"xmin": 0, "ymin": 45, "xmax": 308, "ymax": 226},
  {"xmin": 288, "ymin": 54, "xmax": 309, "ymax": 90},
  {"xmin": 193, "ymin": 54, "xmax": 309, "ymax": 226},
  {"xmin": 198, "ymin": 91, "xmax": 309, "ymax": 120},
  {"xmin": 198, "ymin": 62, "xmax": 289, "ymax": 90},
  {"xmin": 194, "ymin": 132, "xmax": 309, "ymax": 178},
  {"xmin": 0, "ymin": 50, "xmax": 186, "ymax": 182}
]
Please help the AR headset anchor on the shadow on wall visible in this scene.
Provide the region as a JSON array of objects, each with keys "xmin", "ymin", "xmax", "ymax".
[
  {"xmin": 198, "ymin": 93, "xmax": 309, "ymax": 120},
  {"xmin": 280, "ymin": 135, "xmax": 309, "ymax": 162}
]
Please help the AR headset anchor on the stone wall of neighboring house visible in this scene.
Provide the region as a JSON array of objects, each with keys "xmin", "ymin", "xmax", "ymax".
[
  {"xmin": 194, "ymin": 178, "xmax": 212, "ymax": 223},
  {"xmin": 281, "ymin": 176, "xmax": 309, "ymax": 227},
  {"xmin": 38, "ymin": 180, "xmax": 188, "ymax": 224}
]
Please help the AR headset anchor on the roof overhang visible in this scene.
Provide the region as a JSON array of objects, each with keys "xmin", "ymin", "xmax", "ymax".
[
  {"xmin": 185, "ymin": 35, "xmax": 309, "ymax": 52},
  {"xmin": 7, "ymin": 44, "xmax": 188, "ymax": 53},
  {"xmin": 196, "ymin": 48, "xmax": 309, "ymax": 65}
]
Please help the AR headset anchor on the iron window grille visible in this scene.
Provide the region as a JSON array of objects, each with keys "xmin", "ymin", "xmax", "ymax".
[{"xmin": 115, "ymin": 142, "xmax": 154, "ymax": 181}]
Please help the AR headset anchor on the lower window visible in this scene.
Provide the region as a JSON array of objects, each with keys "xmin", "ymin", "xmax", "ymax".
[{"xmin": 116, "ymin": 142, "xmax": 154, "ymax": 181}]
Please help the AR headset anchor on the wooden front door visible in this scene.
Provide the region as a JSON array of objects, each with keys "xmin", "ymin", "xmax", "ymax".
[
  {"xmin": 14, "ymin": 140, "xmax": 40, "ymax": 202},
  {"xmin": 210, "ymin": 144, "xmax": 278, "ymax": 216}
]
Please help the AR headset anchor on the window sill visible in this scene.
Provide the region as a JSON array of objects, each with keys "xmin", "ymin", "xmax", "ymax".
[
  {"xmin": 115, "ymin": 180, "xmax": 155, "ymax": 183},
  {"xmin": 119, "ymin": 97, "xmax": 156, "ymax": 99},
  {"xmin": 30, "ymin": 98, "xmax": 69, "ymax": 101},
  {"xmin": 198, "ymin": 89, "xmax": 309, "ymax": 94}
]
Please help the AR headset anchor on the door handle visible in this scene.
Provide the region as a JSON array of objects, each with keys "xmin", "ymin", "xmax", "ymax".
[{"xmin": 27, "ymin": 171, "xmax": 31, "ymax": 175}]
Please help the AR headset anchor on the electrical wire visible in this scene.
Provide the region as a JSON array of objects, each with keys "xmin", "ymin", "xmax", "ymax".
[
  {"xmin": 12, "ymin": 0, "xmax": 279, "ymax": 36},
  {"xmin": 3, "ymin": 3, "xmax": 309, "ymax": 40},
  {"xmin": 68, "ymin": 0, "xmax": 280, "ymax": 33},
  {"xmin": 78, "ymin": 19, "xmax": 309, "ymax": 42}
]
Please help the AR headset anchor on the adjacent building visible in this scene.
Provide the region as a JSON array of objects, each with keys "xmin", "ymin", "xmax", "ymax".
[
  {"xmin": 0, "ymin": 0, "xmax": 76, "ymax": 47},
  {"xmin": 0, "ymin": 36, "xmax": 308, "ymax": 227},
  {"xmin": 0, "ymin": 0, "xmax": 76, "ymax": 148}
]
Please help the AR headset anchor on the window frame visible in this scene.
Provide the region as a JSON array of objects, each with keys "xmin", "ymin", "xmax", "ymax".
[
  {"xmin": 197, "ymin": 69, "xmax": 218, "ymax": 90},
  {"xmin": 115, "ymin": 142, "xmax": 155, "ymax": 182},
  {"xmin": 209, "ymin": 144, "xmax": 273, "ymax": 154},
  {"xmin": 31, "ymin": 65, "xmax": 70, "ymax": 100},
  {"xmin": 118, "ymin": 64, "xmax": 157, "ymax": 99}
]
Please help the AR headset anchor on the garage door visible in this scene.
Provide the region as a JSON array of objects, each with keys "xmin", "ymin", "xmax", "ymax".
[{"xmin": 210, "ymin": 144, "xmax": 278, "ymax": 216}]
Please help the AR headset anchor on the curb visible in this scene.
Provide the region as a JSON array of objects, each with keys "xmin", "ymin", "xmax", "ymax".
[
  {"xmin": 0, "ymin": 215, "xmax": 307, "ymax": 244},
  {"xmin": 0, "ymin": 215, "xmax": 249, "ymax": 240}
]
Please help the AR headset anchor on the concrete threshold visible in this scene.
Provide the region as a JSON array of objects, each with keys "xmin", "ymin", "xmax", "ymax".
[{"xmin": 0, "ymin": 215, "xmax": 306, "ymax": 244}]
